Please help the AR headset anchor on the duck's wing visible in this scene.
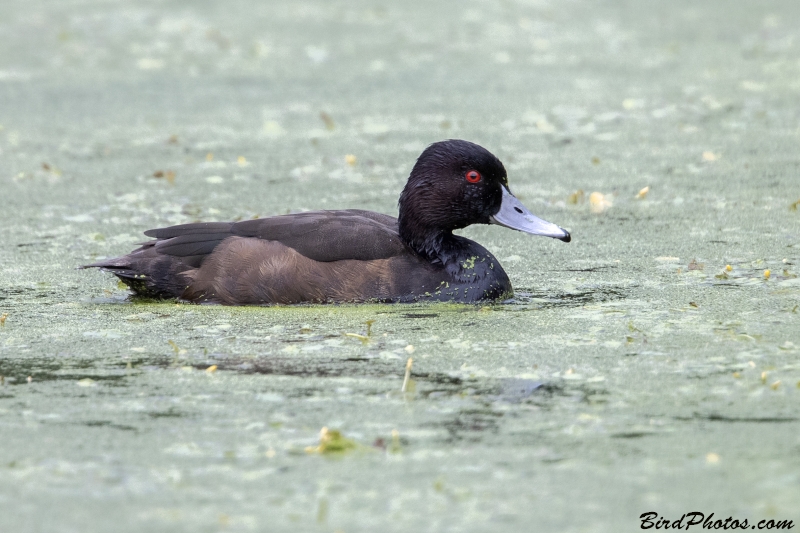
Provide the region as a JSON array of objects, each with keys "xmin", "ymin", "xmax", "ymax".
[{"xmin": 142, "ymin": 209, "xmax": 404, "ymax": 266}]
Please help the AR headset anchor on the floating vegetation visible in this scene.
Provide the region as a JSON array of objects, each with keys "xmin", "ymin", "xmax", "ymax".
[
  {"xmin": 710, "ymin": 263, "xmax": 797, "ymax": 286},
  {"xmin": 344, "ymin": 332, "xmax": 369, "ymax": 344},
  {"xmin": 319, "ymin": 111, "xmax": 335, "ymax": 130},
  {"xmin": 371, "ymin": 429, "xmax": 403, "ymax": 453},
  {"xmin": 390, "ymin": 429, "xmax": 402, "ymax": 453},
  {"xmin": 305, "ymin": 427, "xmax": 358, "ymax": 455},
  {"xmin": 567, "ymin": 189, "xmax": 585, "ymax": 204},
  {"xmin": 344, "ymin": 319, "xmax": 376, "ymax": 344},
  {"xmin": 688, "ymin": 259, "xmax": 704, "ymax": 271},
  {"xmin": 152, "ymin": 170, "xmax": 176, "ymax": 185},
  {"xmin": 589, "ymin": 191, "xmax": 612, "ymax": 213},
  {"xmin": 401, "ymin": 357, "xmax": 414, "ymax": 393}
]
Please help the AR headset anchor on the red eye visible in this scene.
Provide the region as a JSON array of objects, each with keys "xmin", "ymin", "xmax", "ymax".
[{"xmin": 465, "ymin": 170, "xmax": 482, "ymax": 183}]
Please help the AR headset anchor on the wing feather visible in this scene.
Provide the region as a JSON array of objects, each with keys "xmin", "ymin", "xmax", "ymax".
[{"xmin": 142, "ymin": 210, "xmax": 405, "ymax": 265}]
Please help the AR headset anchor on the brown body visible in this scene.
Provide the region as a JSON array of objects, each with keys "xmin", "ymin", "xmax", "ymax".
[{"xmin": 88, "ymin": 210, "xmax": 511, "ymax": 304}]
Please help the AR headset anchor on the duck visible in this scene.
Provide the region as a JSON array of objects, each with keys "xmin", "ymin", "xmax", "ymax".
[{"xmin": 83, "ymin": 139, "xmax": 570, "ymax": 304}]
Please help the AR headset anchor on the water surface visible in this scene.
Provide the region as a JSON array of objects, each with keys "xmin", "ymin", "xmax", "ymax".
[{"xmin": 1, "ymin": 0, "xmax": 799, "ymax": 531}]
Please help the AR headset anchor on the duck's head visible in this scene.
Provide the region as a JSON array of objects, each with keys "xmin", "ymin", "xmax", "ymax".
[{"xmin": 399, "ymin": 139, "xmax": 570, "ymax": 259}]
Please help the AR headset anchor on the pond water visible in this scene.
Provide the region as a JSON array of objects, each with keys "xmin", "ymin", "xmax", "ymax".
[{"xmin": 1, "ymin": 0, "xmax": 799, "ymax": 531}]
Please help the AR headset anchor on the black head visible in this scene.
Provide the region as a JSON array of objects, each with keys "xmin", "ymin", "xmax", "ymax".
[
  {"xmin": 398, "ymin": 139, "xmax": 570, "ymax": 262},
  {"xmin": 399, "ymin": 139, "xmax": 508, "ymax": 236}
]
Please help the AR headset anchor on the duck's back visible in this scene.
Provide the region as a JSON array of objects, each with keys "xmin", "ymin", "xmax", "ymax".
[
  {"xmin": 86, "ymin": 210, "xmax": 457, "ymax": 304},
  {"xmin": 145, "ymin": 209, "xmax": 403, "ymax": 264}
]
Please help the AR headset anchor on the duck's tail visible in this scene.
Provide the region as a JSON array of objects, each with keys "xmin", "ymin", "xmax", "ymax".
[{"xmin": 81, "ymin": 242, "xmax": 193, "ymax": 299}]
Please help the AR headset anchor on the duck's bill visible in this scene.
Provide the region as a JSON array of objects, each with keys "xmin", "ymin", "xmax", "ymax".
[{"xmin": 490, "ymin": 186, "xmax": 571, "ymax": 242}]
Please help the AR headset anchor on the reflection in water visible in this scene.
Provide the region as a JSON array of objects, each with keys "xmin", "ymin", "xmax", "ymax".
[{"xmin": 504, "ymin": 286, "xmax": 628, "ymax": 309}]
